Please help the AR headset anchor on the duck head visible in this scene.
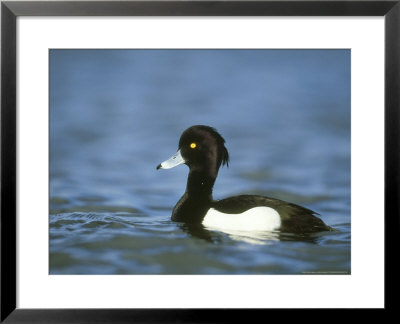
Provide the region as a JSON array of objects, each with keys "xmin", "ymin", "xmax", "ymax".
[{"xmin": 157, "ymin": 125, "xmax": 229, "ymax": 177}]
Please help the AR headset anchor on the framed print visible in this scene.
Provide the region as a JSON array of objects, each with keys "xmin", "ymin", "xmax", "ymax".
[{"xmin": 1, "ymin": 0, "xmax": 398, "ymax": 321}]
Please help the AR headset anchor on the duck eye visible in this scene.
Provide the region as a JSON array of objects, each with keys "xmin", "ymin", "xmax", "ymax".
[{"xmin": 190, "ymin": 143, "xmax": 197, "ymax": 149}]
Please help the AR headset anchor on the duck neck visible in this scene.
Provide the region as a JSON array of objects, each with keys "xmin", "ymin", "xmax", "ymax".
[
  {"xmin": 185, "ymin": 170, "xmax": 216, "ymax": 200},
  {"xmin": 171, "ymin": 169, "xmax": 217, "ymax": 223}
]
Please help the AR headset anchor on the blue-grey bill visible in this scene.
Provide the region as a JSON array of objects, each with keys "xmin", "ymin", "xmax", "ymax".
[{"xmin": 157, "ymin": 149, "xmax": 185, "ymax": 170}]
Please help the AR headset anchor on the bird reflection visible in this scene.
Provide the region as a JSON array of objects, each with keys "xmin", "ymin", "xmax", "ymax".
[
  {"xmin": 178, "ymin": 223, "xmax": 223, "ymax": 243},
  {"xmin": 178, "ymin": 222, "xmax": 324, "ymax": 245}
]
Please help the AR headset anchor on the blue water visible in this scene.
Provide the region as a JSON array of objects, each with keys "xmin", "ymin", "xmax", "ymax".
[{"xmin": 49, "ymin": 49, "xmax": 350, "ymax": 274}]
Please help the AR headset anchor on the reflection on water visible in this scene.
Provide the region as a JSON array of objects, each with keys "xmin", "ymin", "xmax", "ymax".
[{"xmin": 50, "ymin": 49, "xmax": 350, "ymax": 274}]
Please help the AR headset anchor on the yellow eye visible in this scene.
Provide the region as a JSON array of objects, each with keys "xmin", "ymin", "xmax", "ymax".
[{"xmin": 190, "ymin": 143, "xmax": 197, "ymax": 149}]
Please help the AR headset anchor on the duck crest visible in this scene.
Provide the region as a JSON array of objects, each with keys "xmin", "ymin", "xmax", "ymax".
[{"xmin": 199, "ymin": 125, "xmax": 230, "ymax": 168}]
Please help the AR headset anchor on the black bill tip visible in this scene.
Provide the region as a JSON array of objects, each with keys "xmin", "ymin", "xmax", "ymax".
[{"xmin": 156, "ymin": 164, "xmax": 162, "ymax": 170}]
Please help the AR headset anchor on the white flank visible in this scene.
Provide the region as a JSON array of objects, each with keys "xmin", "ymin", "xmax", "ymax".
[{"xmin": 202, "ymin": 207, "xmax": 281, "ymax": 232}]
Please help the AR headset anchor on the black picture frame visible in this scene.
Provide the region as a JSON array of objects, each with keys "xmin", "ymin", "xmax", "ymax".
[{"xmin": 1, "ymin": 0, "xmax": 398, "ymax": 322}]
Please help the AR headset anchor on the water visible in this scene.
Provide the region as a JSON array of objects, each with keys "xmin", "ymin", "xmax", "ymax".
[{"xmin": 49, "ymin": 49, "xmax": 351, "ymax": 274}]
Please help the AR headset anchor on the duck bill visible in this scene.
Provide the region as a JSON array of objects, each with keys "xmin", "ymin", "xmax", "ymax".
[{"xmin": 157, "ymin": 149, "xmax": 186, "ymax": 170}]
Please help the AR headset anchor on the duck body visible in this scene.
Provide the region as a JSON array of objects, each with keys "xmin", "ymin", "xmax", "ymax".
[{"xmin": 157, "ymin": 125, "xmax": 334, "ymax": 234}]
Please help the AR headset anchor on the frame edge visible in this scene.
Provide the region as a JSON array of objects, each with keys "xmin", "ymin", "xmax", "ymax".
[
  {"xmin": 1, "ymin": 2, "xmax": 17, "ymax": 322},
  {"xmin": 384, "ymin": 0, "xmax": 400, "ymax": 312}
]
